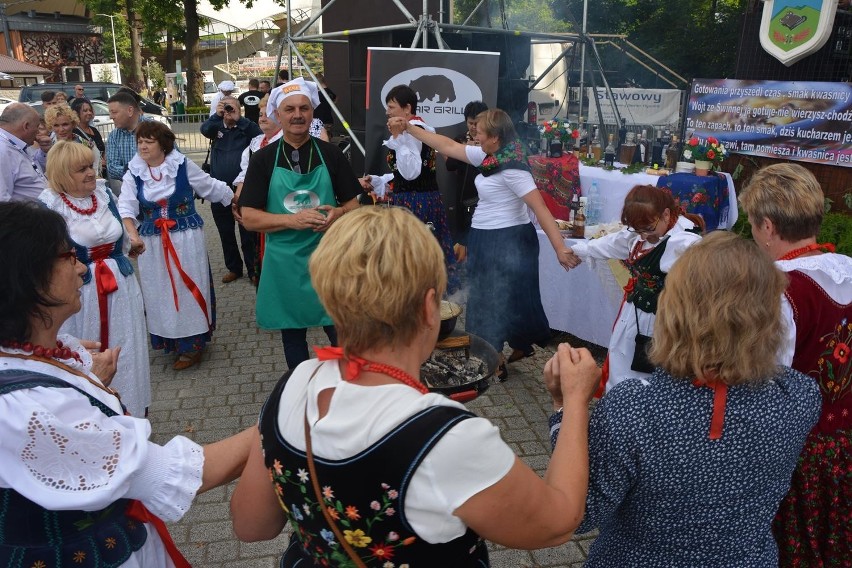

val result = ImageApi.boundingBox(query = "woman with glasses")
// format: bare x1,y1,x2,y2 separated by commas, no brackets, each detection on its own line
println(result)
564,184,704,394
118,121,235,370
0,201,254,568
39,141,150,417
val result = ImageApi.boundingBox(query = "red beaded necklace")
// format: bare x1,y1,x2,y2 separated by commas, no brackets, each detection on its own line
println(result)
148,165,163,182
314,346,429,394
59,191,97,216
777,242,836,261
1,339,82,364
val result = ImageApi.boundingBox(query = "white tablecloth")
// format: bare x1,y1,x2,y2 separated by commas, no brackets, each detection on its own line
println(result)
537,231,623,347
578,164,738,230
539,167,738,346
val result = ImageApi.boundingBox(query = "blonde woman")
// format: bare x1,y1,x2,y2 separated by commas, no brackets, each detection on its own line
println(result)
37,141,150,417
547,232,821,567
232,206,598,566
45,103,101,176
740,163,852,567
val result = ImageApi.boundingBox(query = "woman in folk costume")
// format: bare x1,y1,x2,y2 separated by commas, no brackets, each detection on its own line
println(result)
119,121,235,370
39,141,150,417
231,207,598,566
564,185,704,394
740,163,851,567
359,84,458,291
0,201,254,568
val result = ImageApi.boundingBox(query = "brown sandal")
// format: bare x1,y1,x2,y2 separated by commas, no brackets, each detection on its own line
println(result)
174,351,202,370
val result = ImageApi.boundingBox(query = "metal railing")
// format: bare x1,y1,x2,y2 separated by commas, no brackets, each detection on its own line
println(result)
167,113,214,154
94,112,214,155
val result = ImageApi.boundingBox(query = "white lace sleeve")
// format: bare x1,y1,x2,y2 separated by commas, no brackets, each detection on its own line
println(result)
383,132,423,181
0,385,203,521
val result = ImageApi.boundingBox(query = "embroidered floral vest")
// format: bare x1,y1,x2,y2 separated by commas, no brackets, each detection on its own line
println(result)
386,126,438,193
133,159,204,237
624,227,700,314
71,191,133,286
260,374,490,567
0,370,147,568
623,237,669,314
785,270,852,434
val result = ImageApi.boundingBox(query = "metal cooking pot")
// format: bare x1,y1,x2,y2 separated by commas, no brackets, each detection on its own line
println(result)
422,331,498,403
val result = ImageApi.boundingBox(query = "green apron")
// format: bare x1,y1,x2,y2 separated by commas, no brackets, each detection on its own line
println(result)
256,137,335,330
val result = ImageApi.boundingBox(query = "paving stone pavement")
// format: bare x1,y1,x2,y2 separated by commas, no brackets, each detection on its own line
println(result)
148,167,597,567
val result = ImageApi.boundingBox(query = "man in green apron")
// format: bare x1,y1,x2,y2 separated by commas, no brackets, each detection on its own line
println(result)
239,78,361,369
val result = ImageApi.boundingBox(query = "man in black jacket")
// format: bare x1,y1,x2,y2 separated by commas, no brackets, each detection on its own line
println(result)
200,96,263,283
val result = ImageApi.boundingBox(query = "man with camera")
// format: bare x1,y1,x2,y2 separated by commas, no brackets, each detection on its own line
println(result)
201,97,262,284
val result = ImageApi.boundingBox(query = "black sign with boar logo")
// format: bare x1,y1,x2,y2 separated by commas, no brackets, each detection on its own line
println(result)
408,74,457,103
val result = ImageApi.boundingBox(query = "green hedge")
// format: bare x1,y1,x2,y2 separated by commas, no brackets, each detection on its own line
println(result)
731,209,852,256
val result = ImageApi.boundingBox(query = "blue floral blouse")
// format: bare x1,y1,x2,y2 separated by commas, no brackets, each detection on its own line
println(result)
550,367,820,567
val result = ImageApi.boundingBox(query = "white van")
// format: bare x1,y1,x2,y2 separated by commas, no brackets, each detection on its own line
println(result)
529,42,571,123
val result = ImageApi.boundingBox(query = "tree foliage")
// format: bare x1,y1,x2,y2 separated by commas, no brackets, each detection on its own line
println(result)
453,0,748,86
554,0,747,84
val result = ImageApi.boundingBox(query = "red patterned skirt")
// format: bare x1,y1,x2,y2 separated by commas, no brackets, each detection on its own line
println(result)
773,428,852,567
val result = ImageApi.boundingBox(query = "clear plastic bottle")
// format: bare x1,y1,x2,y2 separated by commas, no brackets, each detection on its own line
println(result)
585,180,601,227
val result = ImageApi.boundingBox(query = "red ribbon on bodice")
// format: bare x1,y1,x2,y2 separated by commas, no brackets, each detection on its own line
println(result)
692,377,728,440
126,500,191,568
154,217,210,325
89,244,119,348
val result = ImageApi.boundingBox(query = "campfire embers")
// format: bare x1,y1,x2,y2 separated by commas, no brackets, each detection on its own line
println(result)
421,332,498,402
422,349,489,389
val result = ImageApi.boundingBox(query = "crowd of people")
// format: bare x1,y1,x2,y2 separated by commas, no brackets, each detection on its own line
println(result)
0,73,848,568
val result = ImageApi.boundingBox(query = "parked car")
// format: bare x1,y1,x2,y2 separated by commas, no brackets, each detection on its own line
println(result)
19,82,167,117
28,99,170,140
0,96,16,114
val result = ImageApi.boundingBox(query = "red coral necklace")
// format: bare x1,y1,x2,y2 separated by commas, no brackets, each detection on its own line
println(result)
59,192,97,216
777,242,835,261
313,346,429,394
0,339,82,363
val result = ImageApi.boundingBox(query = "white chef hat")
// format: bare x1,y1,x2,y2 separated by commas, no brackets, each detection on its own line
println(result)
266,77,320,120
218,80,236,92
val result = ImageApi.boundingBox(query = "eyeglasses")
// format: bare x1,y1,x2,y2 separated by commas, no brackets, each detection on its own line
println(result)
291,149,301,174
627,218,661,235
56,249,78,263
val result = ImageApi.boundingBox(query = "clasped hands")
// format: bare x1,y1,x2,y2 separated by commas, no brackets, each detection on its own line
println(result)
387,117,408,137
556,247,582,271
543,343,601,411
290,205,340,232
